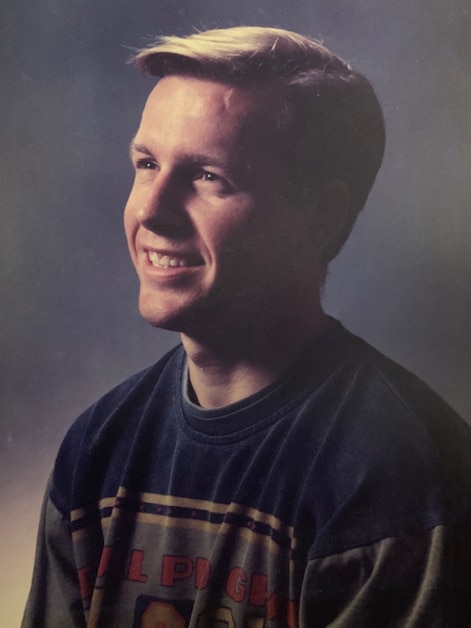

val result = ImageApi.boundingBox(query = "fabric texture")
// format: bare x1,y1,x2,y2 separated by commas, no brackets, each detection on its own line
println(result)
22,320,471,627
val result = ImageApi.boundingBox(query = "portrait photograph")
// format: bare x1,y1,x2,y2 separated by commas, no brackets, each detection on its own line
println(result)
1,0,470,625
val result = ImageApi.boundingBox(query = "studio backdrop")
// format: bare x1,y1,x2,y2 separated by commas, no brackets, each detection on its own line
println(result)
1,0,470,623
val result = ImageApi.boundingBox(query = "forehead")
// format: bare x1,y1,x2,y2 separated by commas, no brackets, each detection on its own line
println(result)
137,75,281,147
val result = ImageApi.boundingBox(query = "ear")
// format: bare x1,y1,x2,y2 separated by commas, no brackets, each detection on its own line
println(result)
313,180,352,262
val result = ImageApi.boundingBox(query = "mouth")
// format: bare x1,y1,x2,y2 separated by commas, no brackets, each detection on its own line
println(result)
147,250,203,269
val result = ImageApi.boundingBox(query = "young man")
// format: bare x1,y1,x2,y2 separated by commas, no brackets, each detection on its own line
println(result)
23,26,471,627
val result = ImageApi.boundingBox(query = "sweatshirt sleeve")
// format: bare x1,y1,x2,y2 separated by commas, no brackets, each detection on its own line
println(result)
299,523,471,627
21,481,86,628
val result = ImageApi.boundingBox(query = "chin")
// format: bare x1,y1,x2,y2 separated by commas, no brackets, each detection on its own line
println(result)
137,294,200,333
138,304,184,332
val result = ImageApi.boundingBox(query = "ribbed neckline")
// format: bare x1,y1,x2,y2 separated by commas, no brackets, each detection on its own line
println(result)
176,318,357,443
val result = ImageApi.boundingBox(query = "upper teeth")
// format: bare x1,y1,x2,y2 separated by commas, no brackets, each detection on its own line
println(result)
149,251,190,268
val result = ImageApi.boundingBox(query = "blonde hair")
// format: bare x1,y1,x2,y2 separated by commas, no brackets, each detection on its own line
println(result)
133,26,385,262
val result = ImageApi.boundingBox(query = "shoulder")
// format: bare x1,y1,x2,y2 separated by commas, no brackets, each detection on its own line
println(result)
306,322,471,556
50,344,184,515
324,321,470,449
341,328,471,470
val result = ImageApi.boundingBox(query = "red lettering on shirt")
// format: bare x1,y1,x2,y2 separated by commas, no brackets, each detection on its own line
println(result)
267,592,297,628
77,565,93,601
161,555,193,587
226,567,247,602
249,573,268,607
97,545,113,578
128,549,148,583
195,557,210,589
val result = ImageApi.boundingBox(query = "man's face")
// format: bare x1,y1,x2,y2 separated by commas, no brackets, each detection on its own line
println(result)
124,75,321,336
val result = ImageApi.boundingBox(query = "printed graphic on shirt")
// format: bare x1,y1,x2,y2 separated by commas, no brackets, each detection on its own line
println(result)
71,487,301,627
133,596,269,628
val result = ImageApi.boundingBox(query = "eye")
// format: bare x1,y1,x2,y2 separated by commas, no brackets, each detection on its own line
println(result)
195,170,220,183
193,169,233,196
135,158,157,170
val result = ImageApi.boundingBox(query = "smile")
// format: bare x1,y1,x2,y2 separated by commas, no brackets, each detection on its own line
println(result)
148,251,202,269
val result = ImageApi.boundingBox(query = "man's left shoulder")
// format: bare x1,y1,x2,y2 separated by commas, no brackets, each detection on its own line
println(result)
300,320,471,485
306,326,471,558
354,334,471,457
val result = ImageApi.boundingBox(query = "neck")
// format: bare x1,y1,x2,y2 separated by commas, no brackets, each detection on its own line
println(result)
181,307,328,409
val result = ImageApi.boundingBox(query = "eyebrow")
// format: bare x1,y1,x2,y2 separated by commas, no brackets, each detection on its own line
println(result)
129,142,152,157
129,142,230,171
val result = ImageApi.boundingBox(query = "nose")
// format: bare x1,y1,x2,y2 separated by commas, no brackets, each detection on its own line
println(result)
134,171,193,239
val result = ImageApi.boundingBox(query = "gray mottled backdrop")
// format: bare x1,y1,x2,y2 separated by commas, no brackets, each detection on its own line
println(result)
1,0,470,622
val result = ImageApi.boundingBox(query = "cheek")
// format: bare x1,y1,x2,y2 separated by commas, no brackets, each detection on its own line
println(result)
196,201,254,254
123,202,138,257
208,222,267,284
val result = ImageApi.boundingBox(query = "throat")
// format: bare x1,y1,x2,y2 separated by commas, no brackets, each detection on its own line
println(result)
181,308,329,409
